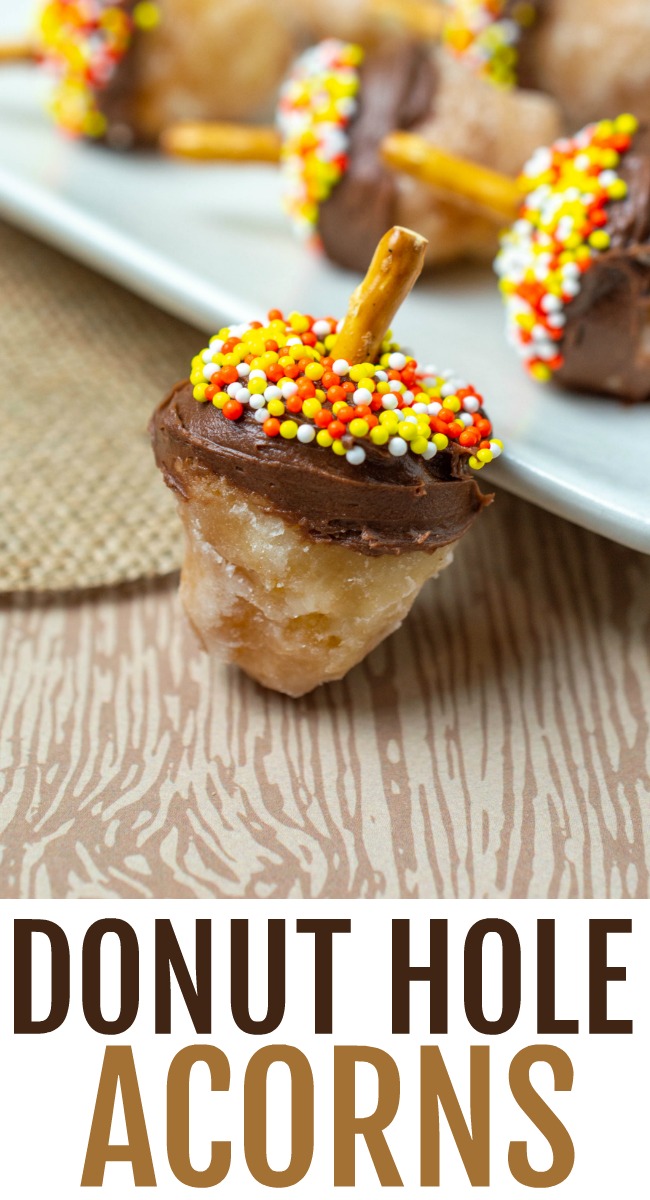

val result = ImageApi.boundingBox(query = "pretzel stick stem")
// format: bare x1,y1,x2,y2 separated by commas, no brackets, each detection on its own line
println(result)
334,226,428,365
0,42,40,64
381,131,521,224
161,122,282,163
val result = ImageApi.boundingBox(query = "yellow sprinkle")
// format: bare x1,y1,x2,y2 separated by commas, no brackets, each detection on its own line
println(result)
193,384,207,401
267,399,286,417
608,180,628,201
370,426,390,446
248,379,267,395
289,312,310,333
398,421,417,442
469,456,483,471
411,437,430,456
615,113,639,134
433,433,449,451
212,393,226,410
306,362,324,380
133,2,161,30
442,396,461,413
280,420,298,439
531,363,552,383
317,431,334,448
589,230,611,251
379,412,399,431
349,419,369,438
332,439,347,456
477,449,494,464
302,398,321,419
358,377,376,393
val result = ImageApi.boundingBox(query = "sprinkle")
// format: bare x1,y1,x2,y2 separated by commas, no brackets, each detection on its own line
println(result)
495,114,638,382
188,311,498,472
332,359,351,376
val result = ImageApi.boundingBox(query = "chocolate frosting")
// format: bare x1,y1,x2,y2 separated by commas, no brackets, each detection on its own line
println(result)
151,382,492,556
95,1,148,150
317,41,437,273
556,125,650,402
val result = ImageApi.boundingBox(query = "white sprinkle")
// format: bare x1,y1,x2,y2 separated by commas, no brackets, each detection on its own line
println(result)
423,443,438,461
227,382,241,397
489,441,503,458
404,415,418,425
312,320,331,339
388,436,408,457
237,363,251,378
201,348,215,363
413,403,428,414
235,388,251,405
297,425,316,444
460,413,474,427
286,337,303,346
254,408,269,424
375,371,388,382
249,395,266,411
209,338,224,352
203,363,220,380
427,402,442,416
541,294,562,313
388,352,406,370
402,390,414,405
249,369,267,381
353,388,372,405
333,358,350,376
282,381,299,399
381,394,399,410
264,386,282,402
389,380,403,393
462,396,480,413
563,280,581,297
346,446,367,466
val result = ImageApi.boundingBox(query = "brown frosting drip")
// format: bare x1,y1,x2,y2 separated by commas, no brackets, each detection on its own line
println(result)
151,382,493,556
556,126,650,402
317,41,437,274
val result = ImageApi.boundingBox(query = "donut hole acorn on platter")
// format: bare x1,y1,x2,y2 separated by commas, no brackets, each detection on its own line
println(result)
149,227,502,698
161,33,562,274
1,1,304,149
390,0,650,130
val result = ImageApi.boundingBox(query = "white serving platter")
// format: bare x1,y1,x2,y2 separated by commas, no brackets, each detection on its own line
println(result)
1,2,649,555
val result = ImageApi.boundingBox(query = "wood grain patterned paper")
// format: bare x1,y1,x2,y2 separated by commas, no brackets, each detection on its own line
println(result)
1,490,648,901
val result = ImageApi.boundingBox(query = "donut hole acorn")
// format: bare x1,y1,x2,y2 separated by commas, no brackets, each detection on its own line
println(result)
0,1,301,148
161,30,562,274
375,112,650,404
150,227,500,698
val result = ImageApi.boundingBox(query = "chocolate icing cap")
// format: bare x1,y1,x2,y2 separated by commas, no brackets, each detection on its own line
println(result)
151,382,493,556
317,40,437,273
557,125,650,402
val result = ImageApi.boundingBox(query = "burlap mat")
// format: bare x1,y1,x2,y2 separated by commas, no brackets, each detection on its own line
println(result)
0,221,203,592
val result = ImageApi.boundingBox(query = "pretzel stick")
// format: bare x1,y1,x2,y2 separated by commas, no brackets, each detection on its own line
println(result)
334,226,427,365
0,42,40,64
370,0,446,40
381,132,521,223
161,122,282,163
